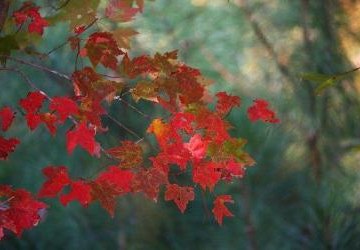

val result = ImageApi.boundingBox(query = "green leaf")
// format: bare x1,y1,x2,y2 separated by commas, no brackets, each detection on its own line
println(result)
301,67,360,95
0,35,19,65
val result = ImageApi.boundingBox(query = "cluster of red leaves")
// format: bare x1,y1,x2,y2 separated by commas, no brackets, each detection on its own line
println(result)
0,0,281,240
0,106,19,160
12,2,48,35
0,185,46,240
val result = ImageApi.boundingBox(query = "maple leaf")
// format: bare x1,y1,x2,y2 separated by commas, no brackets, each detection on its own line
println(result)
165,184,195,213
0,136,20,160
90,166,134,217
95,166,134,194
172,65,204,105
196,110,230,143
132,167,168,201
247,99,280,123
60,180,92,207
107,141,143,168
72,67,124,104
66,122,100,156
0,106,15,132
207,138,255,166
192,161,221,191
184,134,208,161
215,92,241,116
212,195,234,225
220,160,245,181
113,28,139,49
0,185,47,239
19,91,46,113
160,142,192,170
131,81,159,102
13,2,49,35
105,0,142,22
49,97,79,122
81,32,123,70
25,112,58,135
170,112,195,135
38,166,70,198
147,118,171,148
78,99,107,129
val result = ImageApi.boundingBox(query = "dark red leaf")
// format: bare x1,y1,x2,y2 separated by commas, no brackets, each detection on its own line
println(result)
212,195,234,225
38,166,70,198
165,184,194,213
247,99,280,123
0,137,20,160
60,180,92,207
0,106,15,132
66,122,100,156
19,91,46,113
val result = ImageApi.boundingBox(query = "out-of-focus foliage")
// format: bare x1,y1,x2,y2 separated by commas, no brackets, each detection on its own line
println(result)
1,0,360,249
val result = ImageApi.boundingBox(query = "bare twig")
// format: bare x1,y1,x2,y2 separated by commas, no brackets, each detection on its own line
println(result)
0,0,10,34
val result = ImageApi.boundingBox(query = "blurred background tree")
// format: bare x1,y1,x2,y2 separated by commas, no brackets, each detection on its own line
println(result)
1,0,360,249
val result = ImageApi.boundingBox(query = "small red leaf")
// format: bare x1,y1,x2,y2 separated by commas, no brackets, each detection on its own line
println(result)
165,184,194,213
0,185,47,239
38,166,70,198
0,106,15,132
60,180,92,207
66,122,100,156
19,91,46,113
193,162,221,191
215,92,241,116
107,141,143,168
132,167,168,201
184,134,207,161
50,97,79,122
212,195,234,225
0,136,20,160
247,99,280,123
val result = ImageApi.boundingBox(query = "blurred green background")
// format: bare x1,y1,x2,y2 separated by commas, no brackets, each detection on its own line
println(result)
1,0,360,249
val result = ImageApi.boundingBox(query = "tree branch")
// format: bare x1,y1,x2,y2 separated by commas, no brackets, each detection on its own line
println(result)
234,0,293,82
0,0,10,34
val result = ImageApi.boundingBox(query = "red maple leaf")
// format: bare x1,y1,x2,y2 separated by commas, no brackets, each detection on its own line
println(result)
38,166,70,198
215,92,241,116
49,97,79,122
105,0,142,22
212,195,234,225
164,184,195,213
13,3,49,35
66,122,100,156
0,136,20,160
132,167,168,201
247,99,280,123
19,91,46,113
184,134,208,161
0,106,15,132
90,167,133,216
25,112,58,135
60,180,92,207
95,166,134,194
81,32,123,69
107,141,143,168
193,161,221,191
0,185,47,239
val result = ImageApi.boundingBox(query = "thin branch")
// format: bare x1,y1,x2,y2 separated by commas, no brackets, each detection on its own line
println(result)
45,18,98,57
115,96,152,120
106,114,143,140
234,0,293,82
0,67,43,91
3,56,71,80
0,0,10,34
